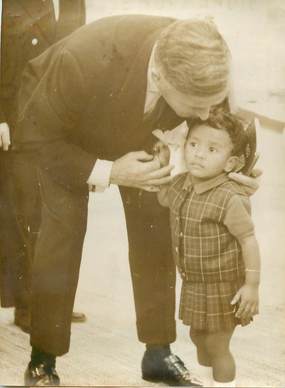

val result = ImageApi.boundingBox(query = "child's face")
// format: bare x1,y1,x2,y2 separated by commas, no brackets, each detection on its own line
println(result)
184,124,235,180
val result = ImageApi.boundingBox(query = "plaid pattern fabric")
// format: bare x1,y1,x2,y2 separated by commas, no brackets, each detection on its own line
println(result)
179,279,244,331
168,173,245,283
168,173,248,332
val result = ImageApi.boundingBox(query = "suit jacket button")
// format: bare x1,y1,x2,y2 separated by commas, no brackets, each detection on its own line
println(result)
32,38,38,46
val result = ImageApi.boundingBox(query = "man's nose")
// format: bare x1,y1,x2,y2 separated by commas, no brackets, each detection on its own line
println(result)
197,108,210,120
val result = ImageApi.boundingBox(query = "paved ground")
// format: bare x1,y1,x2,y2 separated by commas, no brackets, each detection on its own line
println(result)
0,124,285,387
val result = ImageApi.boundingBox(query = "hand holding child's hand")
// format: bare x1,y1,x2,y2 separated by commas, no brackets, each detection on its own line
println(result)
228,168,262,196
231,284,259,320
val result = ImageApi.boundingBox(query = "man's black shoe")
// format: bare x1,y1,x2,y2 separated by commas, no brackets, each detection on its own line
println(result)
24,362,60,386
142,353,202,386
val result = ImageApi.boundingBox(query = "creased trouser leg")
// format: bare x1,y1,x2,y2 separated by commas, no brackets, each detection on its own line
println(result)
30,170,88,356
120,187,176,345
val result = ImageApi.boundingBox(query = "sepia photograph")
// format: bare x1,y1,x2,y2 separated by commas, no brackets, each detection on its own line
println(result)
0,0,284,386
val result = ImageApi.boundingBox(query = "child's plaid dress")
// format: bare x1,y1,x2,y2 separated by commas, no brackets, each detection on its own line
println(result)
168,172,255,332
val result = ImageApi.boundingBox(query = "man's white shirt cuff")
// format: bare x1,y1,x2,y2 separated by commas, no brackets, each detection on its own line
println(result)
87,159,113,192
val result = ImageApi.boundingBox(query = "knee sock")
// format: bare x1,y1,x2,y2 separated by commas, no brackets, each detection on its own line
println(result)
212,379,236,387
31,346,56,369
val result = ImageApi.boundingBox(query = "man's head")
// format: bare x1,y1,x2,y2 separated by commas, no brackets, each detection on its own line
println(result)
152,18,231,119
184,111,248,181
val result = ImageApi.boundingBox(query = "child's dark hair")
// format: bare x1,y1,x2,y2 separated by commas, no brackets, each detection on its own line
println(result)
187,107,248,157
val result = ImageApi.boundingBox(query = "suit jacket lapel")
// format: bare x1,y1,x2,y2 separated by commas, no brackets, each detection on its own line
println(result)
109,27,162,153
112,26,185,153
115,28,161,126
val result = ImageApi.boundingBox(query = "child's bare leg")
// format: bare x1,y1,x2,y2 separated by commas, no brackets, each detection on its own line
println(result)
204,328,235,383
190,328,211,366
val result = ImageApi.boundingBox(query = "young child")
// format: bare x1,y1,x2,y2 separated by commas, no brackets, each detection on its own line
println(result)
157,110,261,387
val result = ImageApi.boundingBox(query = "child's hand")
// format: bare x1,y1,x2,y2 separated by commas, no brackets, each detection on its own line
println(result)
153,141,170,167
240,316,252,327
231,284,259,320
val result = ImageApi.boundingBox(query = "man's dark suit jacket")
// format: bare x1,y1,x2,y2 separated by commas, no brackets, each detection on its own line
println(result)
15,15,181,192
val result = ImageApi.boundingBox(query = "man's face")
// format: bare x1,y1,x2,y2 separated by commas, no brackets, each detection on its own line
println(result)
184,124,234,180
153,70,227,120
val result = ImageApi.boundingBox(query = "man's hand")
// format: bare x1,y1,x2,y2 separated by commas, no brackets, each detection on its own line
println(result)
0,122,11,151
153,141,170,167
110,151,174,192
228,168,262,196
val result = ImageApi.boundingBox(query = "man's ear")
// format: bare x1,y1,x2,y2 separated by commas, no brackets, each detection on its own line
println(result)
224,156,245,173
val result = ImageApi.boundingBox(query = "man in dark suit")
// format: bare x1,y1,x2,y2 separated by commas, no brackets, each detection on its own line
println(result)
15,14,257,386
0,0,86,332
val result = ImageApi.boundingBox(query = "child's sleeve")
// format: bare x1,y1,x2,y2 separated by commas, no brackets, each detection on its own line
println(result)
157,185,170,207
157,174,184,208
223,195,255,243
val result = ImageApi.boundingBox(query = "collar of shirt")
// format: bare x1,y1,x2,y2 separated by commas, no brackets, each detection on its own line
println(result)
144,44,161,113
52,0,60,21
182,172,230,194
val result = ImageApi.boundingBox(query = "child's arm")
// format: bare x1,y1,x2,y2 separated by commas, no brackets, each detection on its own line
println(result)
224,194,261,321
232,235,261,320
153,141,172,207
157,184,170,207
